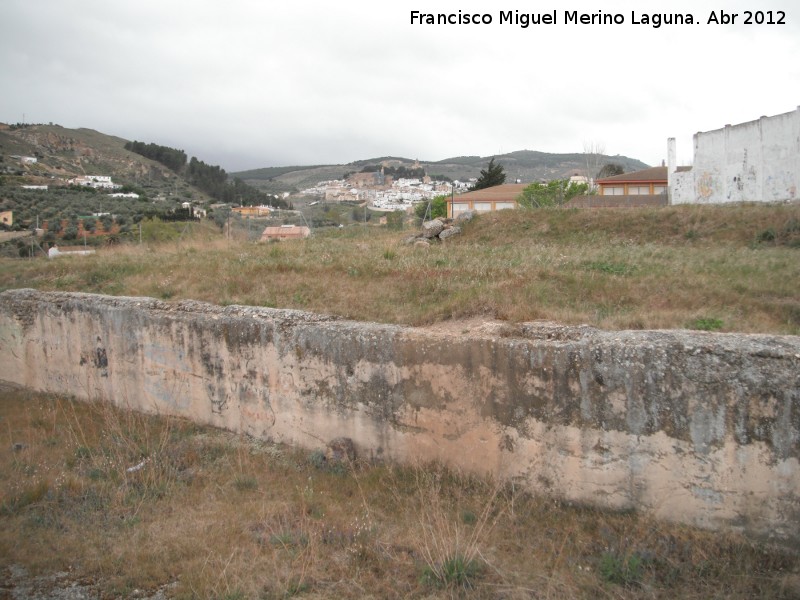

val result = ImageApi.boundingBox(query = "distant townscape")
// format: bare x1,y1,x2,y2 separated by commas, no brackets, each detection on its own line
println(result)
0,105,798,248
300,161,471,211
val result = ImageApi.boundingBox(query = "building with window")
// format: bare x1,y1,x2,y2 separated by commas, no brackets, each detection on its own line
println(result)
260,225,310,241
446,183,527,218
559,166,672,208
233,205,271,217
595,166,669,197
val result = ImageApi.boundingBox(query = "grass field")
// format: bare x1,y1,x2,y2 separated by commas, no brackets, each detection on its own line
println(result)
1,388,798,599
1,205,799,597
1,203,799,334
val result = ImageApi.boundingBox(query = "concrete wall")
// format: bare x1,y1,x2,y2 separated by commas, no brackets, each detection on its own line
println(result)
1,289,799,548
671,107,800,204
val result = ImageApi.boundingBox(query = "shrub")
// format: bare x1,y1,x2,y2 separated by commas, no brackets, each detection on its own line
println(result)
412,466,502,591
421,553,482,589
756,228,776,243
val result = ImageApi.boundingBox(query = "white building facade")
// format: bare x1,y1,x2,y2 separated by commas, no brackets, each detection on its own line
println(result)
669,107,800,204
69,175,121,190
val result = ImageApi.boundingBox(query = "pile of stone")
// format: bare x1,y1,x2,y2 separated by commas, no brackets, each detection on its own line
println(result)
403,210,475,246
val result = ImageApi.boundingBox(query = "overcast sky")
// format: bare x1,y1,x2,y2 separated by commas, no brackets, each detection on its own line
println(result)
2,1,798,172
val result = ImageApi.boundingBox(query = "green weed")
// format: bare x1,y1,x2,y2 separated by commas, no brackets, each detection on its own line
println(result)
583,260,635,276
421,553,482,589
233,475,258,491
756,228,776,243
689,317,724,331
599,551,646,587
1,480,49,514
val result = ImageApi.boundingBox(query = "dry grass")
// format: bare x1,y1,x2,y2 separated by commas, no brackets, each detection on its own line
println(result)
1,388,798,599
1,203,799,335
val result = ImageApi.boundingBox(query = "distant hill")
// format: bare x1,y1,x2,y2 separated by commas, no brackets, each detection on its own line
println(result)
1,123,650,199
0,123,201,200
232,151,650,194
232,164,354,194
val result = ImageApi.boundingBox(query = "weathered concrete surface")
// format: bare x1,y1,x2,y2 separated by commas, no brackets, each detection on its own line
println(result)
1,289,798,547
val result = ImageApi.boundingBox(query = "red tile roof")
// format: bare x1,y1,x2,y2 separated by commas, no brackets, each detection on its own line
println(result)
260,225,310,240
450,183,527,202
596,166,667,184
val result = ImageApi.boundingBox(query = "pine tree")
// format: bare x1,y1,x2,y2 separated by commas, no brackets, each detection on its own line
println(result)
471,158,506,190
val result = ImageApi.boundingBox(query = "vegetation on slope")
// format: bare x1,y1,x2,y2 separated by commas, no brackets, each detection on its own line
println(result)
0,125,285,227
1,203,798,334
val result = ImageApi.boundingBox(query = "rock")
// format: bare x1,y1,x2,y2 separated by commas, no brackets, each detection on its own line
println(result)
325,437,356,464
455,210,476,223
421,218,445,239
414,239,431,248
402,234,421,245
439,226,462,240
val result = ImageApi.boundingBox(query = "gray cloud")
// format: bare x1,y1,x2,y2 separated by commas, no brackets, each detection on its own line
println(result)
2,0,798,171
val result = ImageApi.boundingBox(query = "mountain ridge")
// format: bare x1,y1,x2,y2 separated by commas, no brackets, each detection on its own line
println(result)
1,123,649,197
232,150,650,194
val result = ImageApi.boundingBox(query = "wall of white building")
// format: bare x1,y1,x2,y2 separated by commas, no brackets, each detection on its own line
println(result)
670,107,800,204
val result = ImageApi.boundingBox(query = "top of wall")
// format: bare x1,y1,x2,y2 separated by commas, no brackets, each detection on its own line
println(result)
694,106,800,139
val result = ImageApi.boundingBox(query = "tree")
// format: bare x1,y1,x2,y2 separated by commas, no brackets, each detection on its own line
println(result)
471,158,506,191
124,140,187,172
62,224,78,240
517,180,589,208
597,163,625,179
414,195,448,220
211,205,231,229
583,141,605,185
386,210,406,230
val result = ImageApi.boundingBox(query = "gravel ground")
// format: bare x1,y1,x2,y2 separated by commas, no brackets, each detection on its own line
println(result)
1,565,176,600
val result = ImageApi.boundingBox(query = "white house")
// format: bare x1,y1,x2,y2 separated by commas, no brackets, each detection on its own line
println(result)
70,175,121,190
